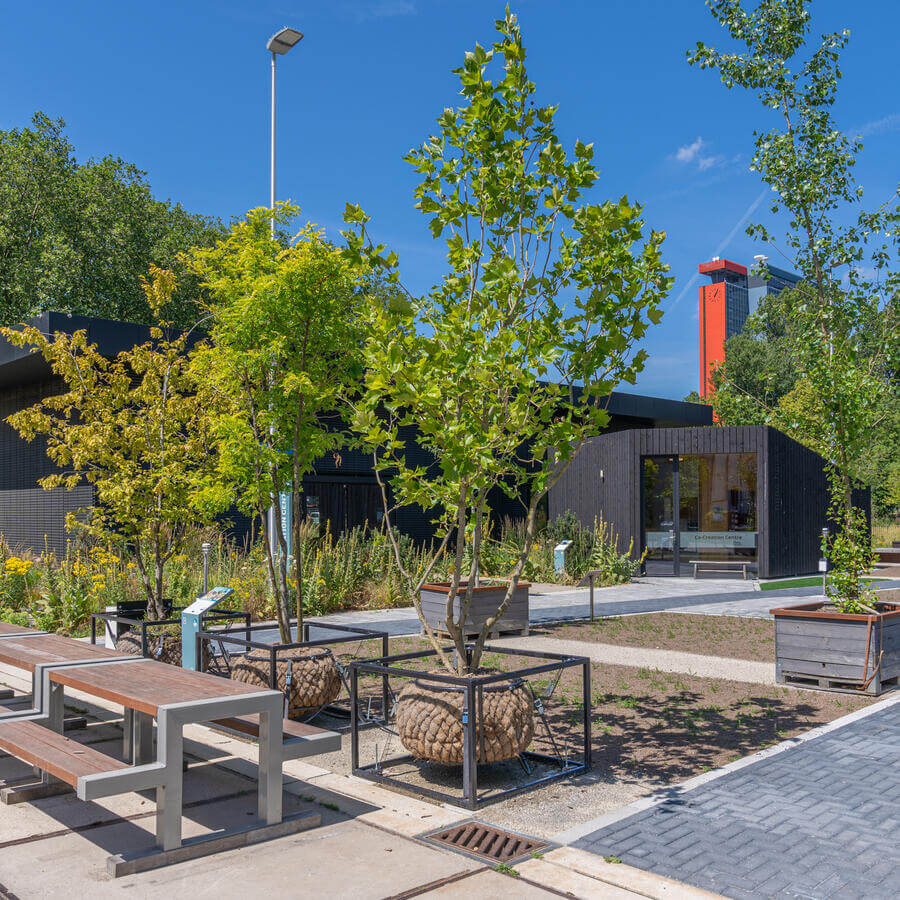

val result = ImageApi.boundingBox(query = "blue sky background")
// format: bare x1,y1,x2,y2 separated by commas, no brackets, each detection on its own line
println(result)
1,1,897,400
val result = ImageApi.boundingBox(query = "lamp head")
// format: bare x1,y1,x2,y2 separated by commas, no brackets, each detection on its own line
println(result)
267,27,304,54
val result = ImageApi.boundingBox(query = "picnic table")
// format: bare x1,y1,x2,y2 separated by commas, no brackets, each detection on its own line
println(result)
0,625,338,871
0,632,127,727
43,658,286,851
0,622,46,637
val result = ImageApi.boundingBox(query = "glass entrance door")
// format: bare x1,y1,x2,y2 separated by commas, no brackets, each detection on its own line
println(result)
642,452,758,576
643,456,678,575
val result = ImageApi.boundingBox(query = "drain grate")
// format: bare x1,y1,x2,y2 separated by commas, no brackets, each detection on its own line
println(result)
424,821,547,863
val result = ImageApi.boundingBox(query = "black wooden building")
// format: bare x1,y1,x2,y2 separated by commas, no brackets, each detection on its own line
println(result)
550,425,870,579
0,313,713,555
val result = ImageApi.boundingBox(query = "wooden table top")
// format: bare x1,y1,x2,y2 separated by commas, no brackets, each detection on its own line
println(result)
49,659,272,717
0,622,40,636
0,634,124,673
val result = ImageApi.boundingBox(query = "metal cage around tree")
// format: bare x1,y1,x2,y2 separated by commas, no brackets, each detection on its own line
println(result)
350,644,591,809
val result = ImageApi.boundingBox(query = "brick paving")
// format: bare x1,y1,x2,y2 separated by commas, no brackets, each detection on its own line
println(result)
571,698,900,899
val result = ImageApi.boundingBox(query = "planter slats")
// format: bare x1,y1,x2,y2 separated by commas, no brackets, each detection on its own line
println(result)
771,595,900,696
419,582,530,638
776,644,875,666
773,631,869,652
777,657,868,679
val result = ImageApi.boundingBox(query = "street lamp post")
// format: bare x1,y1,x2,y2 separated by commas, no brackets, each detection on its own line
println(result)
267,26,304,237
265,26,303,558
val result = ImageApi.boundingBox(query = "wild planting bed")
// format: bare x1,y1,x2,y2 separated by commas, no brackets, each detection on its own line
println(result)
533,612,776,662
311,636,872,837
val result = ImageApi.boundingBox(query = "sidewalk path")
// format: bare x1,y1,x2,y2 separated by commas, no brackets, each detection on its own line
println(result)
242,578,896,647
497,634,775,684
294,578,857,642
559,694,900,899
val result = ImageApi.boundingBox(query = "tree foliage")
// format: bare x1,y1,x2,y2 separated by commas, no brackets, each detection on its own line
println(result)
690,0,900,611
345,11,670,673
0,113,224,328
0,269,215,619
188,205,365,642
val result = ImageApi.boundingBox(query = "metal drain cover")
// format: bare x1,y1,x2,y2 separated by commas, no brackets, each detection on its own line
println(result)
423,821,547,863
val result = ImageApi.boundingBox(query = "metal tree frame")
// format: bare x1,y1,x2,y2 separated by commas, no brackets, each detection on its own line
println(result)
90,608,251,658
195,621,392,728
350,645,591,810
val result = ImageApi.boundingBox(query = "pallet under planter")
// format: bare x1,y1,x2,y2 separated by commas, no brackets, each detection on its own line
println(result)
770,593,900,695
419,581,530,638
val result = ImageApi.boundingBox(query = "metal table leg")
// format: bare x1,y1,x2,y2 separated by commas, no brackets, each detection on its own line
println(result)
133,711,153,765
155,712,183,851
257,694,284,825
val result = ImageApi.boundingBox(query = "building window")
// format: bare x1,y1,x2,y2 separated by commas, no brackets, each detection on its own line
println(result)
643,452,758,574
678,453,757,565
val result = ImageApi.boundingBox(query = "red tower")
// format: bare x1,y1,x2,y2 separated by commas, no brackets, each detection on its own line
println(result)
698,258,749,399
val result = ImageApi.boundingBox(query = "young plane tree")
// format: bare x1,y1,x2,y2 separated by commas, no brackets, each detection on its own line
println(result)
344,10,670,675
1,269,214,619
689,0,900,611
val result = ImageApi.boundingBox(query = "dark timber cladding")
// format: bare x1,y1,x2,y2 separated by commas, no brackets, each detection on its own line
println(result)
0,312,714,554
548,425,870,579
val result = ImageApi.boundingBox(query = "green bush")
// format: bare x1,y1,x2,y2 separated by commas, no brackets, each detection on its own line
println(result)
471,513,642,586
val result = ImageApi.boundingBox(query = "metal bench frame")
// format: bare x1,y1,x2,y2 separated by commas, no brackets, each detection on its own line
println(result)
690,559,751,579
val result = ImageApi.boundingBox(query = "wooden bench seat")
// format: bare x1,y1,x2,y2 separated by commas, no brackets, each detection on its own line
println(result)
211,713,341,759
0,720,129,787
690,559,750,579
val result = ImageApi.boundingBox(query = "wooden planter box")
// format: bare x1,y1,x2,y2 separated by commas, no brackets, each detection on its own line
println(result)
770,590,900,695
418,581,530,638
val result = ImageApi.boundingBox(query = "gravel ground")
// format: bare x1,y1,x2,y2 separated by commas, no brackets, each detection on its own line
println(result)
532,613,775,662
498,634,775,684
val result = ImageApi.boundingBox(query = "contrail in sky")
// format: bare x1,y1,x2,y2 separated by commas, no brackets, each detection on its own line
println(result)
666,186,769,311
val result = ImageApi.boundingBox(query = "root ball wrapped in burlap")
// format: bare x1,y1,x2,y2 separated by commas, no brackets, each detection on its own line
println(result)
230,647,341,717
396,673,534,765
115,630,182,666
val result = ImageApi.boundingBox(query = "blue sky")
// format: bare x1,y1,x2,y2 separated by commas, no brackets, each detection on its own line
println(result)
2,1,898,400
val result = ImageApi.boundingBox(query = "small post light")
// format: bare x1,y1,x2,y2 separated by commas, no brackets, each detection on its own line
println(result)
201,542,211,595
820,527,829,596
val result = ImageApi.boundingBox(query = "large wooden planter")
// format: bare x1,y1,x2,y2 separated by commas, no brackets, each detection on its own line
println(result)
419,581,530,638
771,590,900,695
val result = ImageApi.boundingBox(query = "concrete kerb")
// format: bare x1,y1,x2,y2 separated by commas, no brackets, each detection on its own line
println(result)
553,687,900,845
518,848,724,899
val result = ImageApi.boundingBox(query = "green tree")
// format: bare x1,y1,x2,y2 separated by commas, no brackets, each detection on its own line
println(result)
689,0,900,611
188,205,365,642
345,11,669,674
1,269,215,619
706,289,799,424
0,113,224,327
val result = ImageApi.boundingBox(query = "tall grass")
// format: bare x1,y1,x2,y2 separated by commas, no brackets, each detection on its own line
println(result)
0,511,641,634
873,520,900,548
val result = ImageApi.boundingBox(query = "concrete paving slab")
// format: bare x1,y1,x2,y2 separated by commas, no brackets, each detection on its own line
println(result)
0,814,481,899
516,856,649,898
540,847,723,899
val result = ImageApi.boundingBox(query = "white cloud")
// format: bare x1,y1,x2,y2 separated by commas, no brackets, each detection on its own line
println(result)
853,112,900,138
673,136,725,172
675,136,705,164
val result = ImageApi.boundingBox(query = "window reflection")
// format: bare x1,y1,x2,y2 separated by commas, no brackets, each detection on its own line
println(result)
679,453,757,564
642,452,758,574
